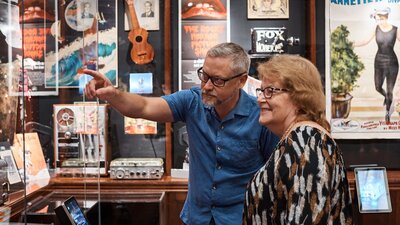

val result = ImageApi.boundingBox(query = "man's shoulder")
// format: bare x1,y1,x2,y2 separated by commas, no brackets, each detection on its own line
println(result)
163,87,201,102
239,89,259,108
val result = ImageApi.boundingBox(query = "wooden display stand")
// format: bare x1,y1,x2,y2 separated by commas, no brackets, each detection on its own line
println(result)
1,170,400,225
46,176,187,225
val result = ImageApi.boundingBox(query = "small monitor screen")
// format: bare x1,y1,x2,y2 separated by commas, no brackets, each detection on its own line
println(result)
354,167,392,213
64,196,90,225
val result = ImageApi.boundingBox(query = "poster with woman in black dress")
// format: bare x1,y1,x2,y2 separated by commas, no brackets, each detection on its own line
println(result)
327,1,400,139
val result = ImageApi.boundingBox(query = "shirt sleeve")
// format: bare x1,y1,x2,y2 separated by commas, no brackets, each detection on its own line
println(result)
161,88,197,122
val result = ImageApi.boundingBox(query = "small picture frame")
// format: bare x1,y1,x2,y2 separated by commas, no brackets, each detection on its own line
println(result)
124,0,160,31
250,27,288,54
124,117,157,135
129,73,153,94
247,0,289,19
0,149,21,186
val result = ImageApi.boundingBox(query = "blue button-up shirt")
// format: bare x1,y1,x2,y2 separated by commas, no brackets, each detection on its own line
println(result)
162,87,278,225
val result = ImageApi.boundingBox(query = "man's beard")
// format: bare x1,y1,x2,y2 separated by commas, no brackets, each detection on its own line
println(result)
201,89,237,108
202,90,217,107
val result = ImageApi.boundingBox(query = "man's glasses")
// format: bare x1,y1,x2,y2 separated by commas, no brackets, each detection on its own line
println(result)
197,67,246,87
256,87,289,99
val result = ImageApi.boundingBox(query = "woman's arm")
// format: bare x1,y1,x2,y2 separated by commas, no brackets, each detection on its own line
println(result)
353,29,375,47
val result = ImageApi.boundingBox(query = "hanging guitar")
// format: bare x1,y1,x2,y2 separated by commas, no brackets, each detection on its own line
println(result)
126,0,154,65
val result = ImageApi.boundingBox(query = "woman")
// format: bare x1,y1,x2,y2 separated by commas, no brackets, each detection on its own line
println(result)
354,7,400,123
243,55,353,225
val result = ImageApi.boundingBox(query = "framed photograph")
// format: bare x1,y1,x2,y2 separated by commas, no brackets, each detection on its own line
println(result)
124,0,160,31
247,0,289,19
0,149,21,185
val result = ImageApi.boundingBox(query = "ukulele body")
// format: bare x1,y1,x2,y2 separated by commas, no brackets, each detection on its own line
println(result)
128,27,154,65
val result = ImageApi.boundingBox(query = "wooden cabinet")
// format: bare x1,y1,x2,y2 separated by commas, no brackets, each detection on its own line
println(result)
3,170,400,225
6,176,188,225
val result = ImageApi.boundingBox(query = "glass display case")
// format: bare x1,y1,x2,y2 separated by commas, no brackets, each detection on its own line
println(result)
0,0,180,224
8,1,399,225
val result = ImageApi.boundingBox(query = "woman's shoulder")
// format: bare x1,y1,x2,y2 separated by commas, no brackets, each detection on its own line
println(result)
291,122,330,136
288,123,335,145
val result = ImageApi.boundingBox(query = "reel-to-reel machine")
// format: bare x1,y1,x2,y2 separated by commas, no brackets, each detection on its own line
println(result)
54,104,109,176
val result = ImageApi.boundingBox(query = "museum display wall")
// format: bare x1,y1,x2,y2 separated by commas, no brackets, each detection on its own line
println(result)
0,1,399,225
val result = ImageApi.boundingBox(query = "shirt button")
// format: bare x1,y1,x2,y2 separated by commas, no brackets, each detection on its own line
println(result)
217,164,222,170
217,146,221,151
212,185,216,190
220,125,224,130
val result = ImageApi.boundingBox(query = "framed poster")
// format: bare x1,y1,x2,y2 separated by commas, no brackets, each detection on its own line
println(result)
326,1,400,139
247,0,289,19
1,0,59,96
12,133,50,182
178,0,230,90
250,27,288,54
45,0,118,88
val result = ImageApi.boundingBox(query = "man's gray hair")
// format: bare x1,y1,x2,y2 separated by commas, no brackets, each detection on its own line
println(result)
206,42,250,74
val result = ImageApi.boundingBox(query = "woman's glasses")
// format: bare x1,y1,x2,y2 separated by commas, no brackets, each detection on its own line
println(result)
256,87,289,99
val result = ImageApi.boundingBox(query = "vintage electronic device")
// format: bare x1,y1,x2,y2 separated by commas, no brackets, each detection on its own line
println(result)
53,104,110,176
110,158,164,180
54,196,90,225
354,167,392,213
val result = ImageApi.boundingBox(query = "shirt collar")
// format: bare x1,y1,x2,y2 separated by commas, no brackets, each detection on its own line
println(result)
203,89,254,118
232,89,254,117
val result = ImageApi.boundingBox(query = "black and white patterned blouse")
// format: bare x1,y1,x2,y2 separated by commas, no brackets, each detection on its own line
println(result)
243,124,353,225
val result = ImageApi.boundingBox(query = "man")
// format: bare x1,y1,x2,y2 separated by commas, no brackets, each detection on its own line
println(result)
141,1,154,17
84,42,278,225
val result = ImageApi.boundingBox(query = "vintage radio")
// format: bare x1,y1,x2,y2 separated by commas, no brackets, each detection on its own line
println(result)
110,158,164,180
53,104,110,176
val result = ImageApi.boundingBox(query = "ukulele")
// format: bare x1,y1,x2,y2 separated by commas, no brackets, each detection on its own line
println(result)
126,0,154,65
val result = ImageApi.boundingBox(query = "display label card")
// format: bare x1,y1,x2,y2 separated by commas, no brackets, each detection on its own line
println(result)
129,73,153,94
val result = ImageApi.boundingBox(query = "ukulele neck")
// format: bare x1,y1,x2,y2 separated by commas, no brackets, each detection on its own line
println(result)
127,2,140,29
